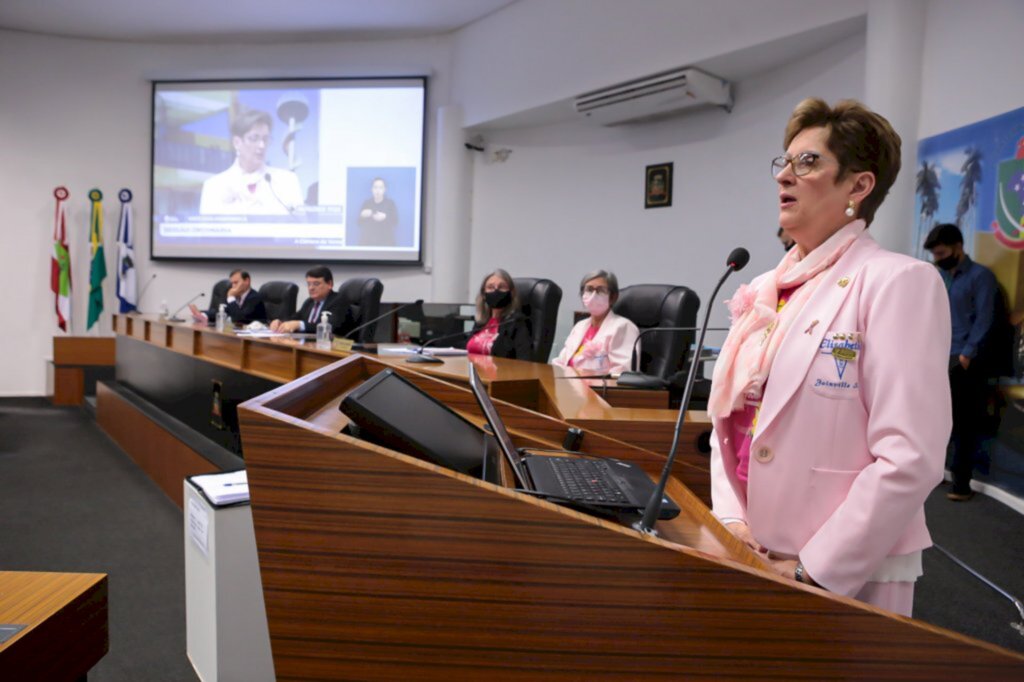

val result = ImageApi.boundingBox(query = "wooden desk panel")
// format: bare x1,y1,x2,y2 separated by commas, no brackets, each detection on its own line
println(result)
0,572,108,680
53,337,115,366
240,355,1024,680
197,331,243,369
111,315,714,505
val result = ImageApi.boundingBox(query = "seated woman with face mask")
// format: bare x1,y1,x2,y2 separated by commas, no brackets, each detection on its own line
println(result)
551,270,639,376
462,269,533,360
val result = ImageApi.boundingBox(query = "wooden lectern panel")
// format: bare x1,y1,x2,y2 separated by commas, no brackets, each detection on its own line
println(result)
239,355,1024,680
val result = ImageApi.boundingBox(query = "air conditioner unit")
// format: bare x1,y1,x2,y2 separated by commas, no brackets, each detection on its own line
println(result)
574,67,732,126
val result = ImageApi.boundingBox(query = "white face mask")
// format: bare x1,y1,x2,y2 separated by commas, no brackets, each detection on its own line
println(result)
582,291,610,317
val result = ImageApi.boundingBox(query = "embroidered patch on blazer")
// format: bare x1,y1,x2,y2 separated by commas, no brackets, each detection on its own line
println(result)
811,332,863,395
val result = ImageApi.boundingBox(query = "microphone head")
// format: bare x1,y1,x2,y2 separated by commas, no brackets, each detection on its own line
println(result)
264,173,272,183
199,292,206,298
727,247,750,271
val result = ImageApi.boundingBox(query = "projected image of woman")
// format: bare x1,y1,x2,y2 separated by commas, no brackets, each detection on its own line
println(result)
199,109,304,215
355,177,399,246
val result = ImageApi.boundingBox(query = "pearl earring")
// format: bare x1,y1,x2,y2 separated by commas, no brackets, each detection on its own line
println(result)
845,200,856,218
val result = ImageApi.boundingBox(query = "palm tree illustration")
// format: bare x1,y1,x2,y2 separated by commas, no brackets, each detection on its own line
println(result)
916,161,941,234
956,148,983,237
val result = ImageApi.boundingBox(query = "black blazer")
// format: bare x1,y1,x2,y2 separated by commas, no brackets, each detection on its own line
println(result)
291,291,356,336
460,314,532,360
208,289,267,324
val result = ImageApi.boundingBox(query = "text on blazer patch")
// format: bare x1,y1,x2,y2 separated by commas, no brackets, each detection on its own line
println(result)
818,332,861,382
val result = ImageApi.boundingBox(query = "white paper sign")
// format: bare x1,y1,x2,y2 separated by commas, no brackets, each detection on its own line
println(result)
188,497,210,558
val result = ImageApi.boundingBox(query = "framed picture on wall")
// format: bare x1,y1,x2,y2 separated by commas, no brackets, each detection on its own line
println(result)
645,162,673,208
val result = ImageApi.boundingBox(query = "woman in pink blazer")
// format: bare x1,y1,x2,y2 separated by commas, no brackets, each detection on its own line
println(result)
708,99,952,617
552,270,639,375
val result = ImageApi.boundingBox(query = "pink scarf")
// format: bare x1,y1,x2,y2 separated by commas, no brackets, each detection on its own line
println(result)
708,220,866,418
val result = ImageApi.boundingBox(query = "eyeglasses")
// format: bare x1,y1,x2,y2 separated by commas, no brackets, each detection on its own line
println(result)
583,286,610,296
771,152,829,178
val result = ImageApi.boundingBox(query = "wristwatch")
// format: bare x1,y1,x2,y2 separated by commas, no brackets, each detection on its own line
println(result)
794,561,809,584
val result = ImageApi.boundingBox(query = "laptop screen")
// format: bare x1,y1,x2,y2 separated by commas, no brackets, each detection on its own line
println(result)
467,364,531,487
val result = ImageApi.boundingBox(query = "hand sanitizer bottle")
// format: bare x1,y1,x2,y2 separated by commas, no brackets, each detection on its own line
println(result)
159,299,169,319
215,303,228,332
316,312,332,349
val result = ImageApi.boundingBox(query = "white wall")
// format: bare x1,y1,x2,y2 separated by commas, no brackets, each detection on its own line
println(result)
918,0,1024,137
468,34,866,357
452,0,867,127
0,29,453,395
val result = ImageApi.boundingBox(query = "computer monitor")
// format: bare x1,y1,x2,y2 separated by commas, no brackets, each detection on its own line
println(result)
339,369,501,484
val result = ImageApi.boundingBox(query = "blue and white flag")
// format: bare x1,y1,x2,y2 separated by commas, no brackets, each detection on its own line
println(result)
116,188,137,313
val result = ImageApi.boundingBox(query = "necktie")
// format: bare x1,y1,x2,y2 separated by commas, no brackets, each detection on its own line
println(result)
309,301,322,324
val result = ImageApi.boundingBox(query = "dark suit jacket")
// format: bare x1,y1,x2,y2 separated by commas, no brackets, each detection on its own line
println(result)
291,291,356,336
209,289,267,324
460,314,533,360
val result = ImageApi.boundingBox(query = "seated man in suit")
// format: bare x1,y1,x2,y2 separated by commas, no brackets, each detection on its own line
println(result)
269,265,355,336
190,269,267,325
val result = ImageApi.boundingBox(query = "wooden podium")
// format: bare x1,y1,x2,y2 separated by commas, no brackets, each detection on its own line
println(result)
240,354,1022,679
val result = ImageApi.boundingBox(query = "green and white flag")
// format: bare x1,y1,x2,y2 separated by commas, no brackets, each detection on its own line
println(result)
87,188,107,330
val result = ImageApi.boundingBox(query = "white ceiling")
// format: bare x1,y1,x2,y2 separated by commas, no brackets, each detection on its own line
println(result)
0,0,518,43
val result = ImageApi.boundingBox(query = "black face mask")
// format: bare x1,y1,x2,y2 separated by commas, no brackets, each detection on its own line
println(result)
935,254,959,271
485,289,512,309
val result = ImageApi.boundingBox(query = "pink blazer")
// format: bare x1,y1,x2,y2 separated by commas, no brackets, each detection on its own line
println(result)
710,232,952,597
551,311,639,375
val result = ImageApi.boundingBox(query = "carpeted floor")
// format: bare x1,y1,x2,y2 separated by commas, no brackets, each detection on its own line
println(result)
1,397,1022,682
0,398,197,681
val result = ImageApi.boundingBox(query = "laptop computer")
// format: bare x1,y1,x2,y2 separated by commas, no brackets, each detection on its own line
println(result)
467,364,680,520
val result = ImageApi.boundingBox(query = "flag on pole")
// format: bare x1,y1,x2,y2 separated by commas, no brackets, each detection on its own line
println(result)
87,188,107,330
51,186,72,332
116,188,137,313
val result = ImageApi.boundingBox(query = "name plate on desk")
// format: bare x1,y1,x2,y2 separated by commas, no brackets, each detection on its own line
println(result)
332,338,355,352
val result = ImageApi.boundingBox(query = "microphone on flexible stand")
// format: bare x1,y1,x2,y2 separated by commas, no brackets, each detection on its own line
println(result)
264,173,295,214
633,247,749,536
167,292,205,323
334,300,424,351
406,314,523,364
617,326,730,389
131,273,158,314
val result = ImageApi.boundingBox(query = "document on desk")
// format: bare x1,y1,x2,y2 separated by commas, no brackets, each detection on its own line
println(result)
190,469,250,505
377,345,468,357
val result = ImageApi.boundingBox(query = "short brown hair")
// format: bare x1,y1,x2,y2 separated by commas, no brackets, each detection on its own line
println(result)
783,98,901,226
231,109,273,139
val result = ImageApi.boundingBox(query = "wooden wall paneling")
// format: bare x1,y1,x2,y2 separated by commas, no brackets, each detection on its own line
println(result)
96,383,219,508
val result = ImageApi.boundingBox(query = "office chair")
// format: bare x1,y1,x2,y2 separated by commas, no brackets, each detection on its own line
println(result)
334,277,384,342
209,279,231,314
512,277,563,362
259,281,300,321
613,284,701,381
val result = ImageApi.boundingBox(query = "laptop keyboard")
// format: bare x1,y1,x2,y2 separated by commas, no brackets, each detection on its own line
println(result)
548,458,630,503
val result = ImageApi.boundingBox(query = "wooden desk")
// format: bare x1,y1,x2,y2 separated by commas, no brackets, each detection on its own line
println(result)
0,572,108,680
238,354,1024,679
107,315,713,504
51,337,115,406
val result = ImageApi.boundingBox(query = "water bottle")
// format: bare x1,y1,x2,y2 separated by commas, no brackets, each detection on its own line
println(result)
159,299,169,319
316,312,332,350
215,303,228,332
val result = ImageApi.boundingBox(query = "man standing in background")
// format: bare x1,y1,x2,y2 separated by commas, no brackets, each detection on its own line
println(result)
924,223,1000,501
